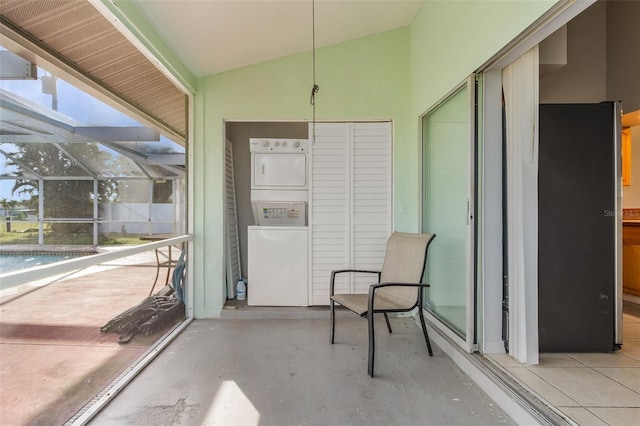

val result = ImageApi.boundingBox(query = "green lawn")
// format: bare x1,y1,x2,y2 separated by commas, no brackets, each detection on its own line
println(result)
0,223,146,246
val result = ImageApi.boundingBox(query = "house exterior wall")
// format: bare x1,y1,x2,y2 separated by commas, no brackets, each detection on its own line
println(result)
191,2,563,318
116,1,562,318
194,29,412,317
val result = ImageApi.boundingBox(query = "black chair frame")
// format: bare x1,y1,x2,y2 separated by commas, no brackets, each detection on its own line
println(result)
329,234,435,377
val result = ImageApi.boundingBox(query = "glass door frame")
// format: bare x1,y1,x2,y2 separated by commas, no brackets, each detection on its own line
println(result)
474,0,592,359
420,75,478,353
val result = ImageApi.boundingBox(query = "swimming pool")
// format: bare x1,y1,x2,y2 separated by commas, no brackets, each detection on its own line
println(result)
0,254,80,273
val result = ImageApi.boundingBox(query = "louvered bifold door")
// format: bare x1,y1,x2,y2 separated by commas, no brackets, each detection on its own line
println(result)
310,123,350,305
309,122,392,305
225,139,242,298
351,122,392,294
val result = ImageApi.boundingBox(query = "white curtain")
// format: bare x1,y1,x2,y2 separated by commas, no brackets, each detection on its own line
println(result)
502,46,539,364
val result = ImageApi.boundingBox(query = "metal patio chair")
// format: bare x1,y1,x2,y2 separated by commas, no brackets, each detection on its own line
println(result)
330,232,436,377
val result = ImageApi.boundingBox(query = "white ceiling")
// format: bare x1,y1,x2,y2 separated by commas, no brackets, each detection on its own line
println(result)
130,0,424,77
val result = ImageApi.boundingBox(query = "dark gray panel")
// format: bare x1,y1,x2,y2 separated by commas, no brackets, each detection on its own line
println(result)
538,102,616,352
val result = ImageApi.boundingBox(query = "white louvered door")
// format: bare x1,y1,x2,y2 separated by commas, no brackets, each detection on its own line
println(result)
309,123,350,304
351,122,392,293
225,139,242,298
309,122,392,305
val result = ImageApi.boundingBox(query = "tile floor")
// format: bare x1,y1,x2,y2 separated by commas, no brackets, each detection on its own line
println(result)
488,301,640,426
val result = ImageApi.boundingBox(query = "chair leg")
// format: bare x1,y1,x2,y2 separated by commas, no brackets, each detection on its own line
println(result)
368,312,375,377
330,299,335,344
383,313,392,333
418,305,433,356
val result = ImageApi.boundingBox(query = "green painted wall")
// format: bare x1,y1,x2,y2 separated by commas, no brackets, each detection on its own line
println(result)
192,1,562,318
407,1,557,192
410,0,556,116
116,0,562,318
194,28,412,317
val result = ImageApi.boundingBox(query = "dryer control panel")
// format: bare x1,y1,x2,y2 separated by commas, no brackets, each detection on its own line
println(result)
250,138,308,152
251,201,306,226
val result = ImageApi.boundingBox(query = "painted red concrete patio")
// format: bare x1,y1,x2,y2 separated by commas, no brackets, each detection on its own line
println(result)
0,258,183,425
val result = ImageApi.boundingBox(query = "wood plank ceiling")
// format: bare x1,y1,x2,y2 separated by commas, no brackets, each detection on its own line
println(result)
0,0,187,144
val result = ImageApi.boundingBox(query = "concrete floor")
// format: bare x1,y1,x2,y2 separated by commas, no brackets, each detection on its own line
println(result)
6,252,636,426
3,250,638,425
89,315,516,426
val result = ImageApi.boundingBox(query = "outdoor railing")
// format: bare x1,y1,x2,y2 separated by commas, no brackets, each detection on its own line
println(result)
0,234,192,291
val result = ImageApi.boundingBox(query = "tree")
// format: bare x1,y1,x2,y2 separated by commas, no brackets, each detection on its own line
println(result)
7,143,119,234
0,197,18,216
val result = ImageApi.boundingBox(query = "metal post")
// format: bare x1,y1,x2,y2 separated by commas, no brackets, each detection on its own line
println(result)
148,179,153,235
93,179,99,246
38,179,44,245
172,178,177,233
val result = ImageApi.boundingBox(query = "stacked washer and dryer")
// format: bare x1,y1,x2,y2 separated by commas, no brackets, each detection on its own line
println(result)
247,138,309,306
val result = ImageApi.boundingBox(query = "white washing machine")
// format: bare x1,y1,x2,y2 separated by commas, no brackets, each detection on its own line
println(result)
247,138,310,307
247,225,308,306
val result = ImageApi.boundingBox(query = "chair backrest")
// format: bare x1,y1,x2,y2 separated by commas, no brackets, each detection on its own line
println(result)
377,232,436,308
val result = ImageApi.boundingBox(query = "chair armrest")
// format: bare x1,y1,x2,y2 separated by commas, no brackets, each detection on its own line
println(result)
367,282,431,313
330,269,381,296
370,282,430,290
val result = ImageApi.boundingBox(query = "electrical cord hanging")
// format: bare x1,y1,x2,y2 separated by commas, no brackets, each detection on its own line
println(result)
310,0,319,142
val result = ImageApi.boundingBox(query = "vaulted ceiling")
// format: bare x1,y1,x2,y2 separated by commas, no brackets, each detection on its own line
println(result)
131,0,423,77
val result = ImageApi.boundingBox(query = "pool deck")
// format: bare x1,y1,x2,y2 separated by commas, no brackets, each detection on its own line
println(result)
0,256,181,425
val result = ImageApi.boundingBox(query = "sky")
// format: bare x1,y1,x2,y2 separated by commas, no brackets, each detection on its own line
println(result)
0,49,182,203
0,67,139,127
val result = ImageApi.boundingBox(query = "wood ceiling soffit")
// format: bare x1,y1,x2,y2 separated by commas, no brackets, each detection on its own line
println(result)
0,0,186,142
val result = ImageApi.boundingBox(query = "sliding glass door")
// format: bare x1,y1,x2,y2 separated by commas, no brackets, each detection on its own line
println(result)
421,77,477,345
